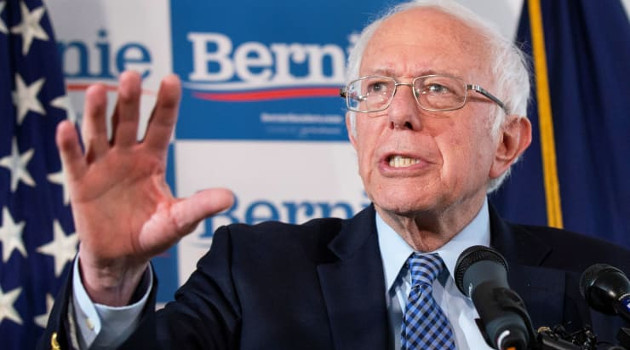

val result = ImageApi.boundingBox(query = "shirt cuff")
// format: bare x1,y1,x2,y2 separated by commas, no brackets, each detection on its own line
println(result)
72,255,153,349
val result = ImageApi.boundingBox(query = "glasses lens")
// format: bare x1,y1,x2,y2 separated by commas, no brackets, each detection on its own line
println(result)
345,80,362,111
346,76,395,112
414,76,467,111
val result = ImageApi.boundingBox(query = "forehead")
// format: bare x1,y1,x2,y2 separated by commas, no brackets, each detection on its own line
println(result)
360,8,489,78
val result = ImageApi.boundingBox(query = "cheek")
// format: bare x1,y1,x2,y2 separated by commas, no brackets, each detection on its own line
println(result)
437,125,491,181
434,122,466,168
354,121,381,160
353,133,374,175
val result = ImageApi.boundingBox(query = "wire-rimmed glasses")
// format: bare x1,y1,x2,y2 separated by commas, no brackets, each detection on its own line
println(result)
339,75,508,114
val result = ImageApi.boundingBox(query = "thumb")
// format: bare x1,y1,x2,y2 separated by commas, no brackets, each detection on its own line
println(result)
170,188,235,236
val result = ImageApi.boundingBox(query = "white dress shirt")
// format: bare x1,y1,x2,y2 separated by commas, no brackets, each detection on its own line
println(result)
73,199,493,349
377,199,493,349
72,255,151,349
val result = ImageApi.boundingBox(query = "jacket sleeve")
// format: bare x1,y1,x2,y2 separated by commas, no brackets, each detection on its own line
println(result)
37,257,159,350
118,225,242,350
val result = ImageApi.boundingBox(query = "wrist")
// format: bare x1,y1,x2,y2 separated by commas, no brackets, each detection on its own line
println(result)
78,250,149,306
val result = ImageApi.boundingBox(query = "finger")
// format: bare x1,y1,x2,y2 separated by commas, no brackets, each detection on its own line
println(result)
170,188,235,237
56,120,87,181
112,71,142,148
143,74,181,157
82,83,109,163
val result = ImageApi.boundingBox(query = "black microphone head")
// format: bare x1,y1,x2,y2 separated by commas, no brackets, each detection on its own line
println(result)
455,245,508,296
455,246,532,349
580,263,630,315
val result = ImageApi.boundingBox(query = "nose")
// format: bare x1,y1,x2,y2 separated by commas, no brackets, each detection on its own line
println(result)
387,82,422,131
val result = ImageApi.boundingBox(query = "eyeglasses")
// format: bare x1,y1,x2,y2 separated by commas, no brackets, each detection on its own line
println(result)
339,75,508,114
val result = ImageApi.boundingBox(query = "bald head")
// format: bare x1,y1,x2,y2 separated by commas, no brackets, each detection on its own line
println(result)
361,8,493,85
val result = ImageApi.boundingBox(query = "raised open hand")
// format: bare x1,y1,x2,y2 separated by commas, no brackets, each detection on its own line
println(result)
56,71,234,305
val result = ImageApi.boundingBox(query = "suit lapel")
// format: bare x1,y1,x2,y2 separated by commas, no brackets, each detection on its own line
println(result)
489,206,567,328
316,206,390,350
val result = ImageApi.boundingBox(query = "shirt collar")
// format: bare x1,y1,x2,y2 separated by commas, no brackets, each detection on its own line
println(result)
377,199,491,291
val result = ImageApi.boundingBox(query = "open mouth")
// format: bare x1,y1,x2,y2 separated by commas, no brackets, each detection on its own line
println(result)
388,155,420,168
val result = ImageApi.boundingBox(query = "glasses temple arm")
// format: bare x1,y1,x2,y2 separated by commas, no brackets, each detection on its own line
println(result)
468,84,509,114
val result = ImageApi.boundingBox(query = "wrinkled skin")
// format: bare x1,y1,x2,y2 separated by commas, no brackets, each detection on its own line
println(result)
57,72,233,305
346,9,531,252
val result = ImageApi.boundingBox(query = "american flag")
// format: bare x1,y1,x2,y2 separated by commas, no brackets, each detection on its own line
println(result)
0,0,77,348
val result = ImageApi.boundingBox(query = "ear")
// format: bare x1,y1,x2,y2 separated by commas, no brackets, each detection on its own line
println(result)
346,112,358,150
489,115,532,179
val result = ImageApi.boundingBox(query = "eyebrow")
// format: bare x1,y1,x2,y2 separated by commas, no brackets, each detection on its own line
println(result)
365,68,454,78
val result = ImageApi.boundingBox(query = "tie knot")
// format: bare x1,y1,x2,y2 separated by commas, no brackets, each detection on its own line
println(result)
407,253,445,288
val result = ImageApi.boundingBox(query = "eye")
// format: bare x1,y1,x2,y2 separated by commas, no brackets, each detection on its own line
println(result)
418,76,463,97
366,79,391,94
425,83,450,94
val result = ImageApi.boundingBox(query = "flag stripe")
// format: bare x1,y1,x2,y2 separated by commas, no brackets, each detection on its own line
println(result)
527,0,563,229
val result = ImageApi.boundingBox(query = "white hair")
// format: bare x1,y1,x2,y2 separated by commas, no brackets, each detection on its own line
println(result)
345,0,531,192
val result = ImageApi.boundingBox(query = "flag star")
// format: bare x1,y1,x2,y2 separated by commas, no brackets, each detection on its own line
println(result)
0,207,27,263
0,286,23,326
47,168,70,205
0,2,8,34
12,74,46,125
10,2,49,55
34,294,54,328
0,137,36,192
37,220,78,277
50,94,77,124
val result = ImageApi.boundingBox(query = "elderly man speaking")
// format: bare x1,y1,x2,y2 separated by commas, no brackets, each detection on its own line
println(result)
41,0,630,349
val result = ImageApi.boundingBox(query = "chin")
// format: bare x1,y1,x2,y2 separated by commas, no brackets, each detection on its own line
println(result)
372,194,436,217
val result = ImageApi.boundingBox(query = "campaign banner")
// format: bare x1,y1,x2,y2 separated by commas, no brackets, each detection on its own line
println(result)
48,0,172,135
173,140,369,284
165,0,404,299
172,1,377,142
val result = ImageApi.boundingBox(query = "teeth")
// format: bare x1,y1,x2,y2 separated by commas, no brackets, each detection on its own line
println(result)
389,155,420,168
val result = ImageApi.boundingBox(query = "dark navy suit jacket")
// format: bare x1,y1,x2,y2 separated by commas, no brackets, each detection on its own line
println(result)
40,205,630,349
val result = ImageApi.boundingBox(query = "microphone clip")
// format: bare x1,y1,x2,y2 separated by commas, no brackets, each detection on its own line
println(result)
536,325,630,350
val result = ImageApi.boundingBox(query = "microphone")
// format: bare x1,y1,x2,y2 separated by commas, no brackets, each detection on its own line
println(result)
455,245,534,350
580,263,630,322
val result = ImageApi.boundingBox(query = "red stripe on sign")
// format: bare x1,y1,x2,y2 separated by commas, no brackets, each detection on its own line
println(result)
66,83,156,95
67,83,119,92
192,87,340,101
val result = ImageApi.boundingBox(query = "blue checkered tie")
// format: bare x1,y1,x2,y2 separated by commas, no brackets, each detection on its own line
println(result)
401,253,456,350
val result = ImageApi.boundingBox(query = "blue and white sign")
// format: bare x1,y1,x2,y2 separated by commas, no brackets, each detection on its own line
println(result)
165,0,403,300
